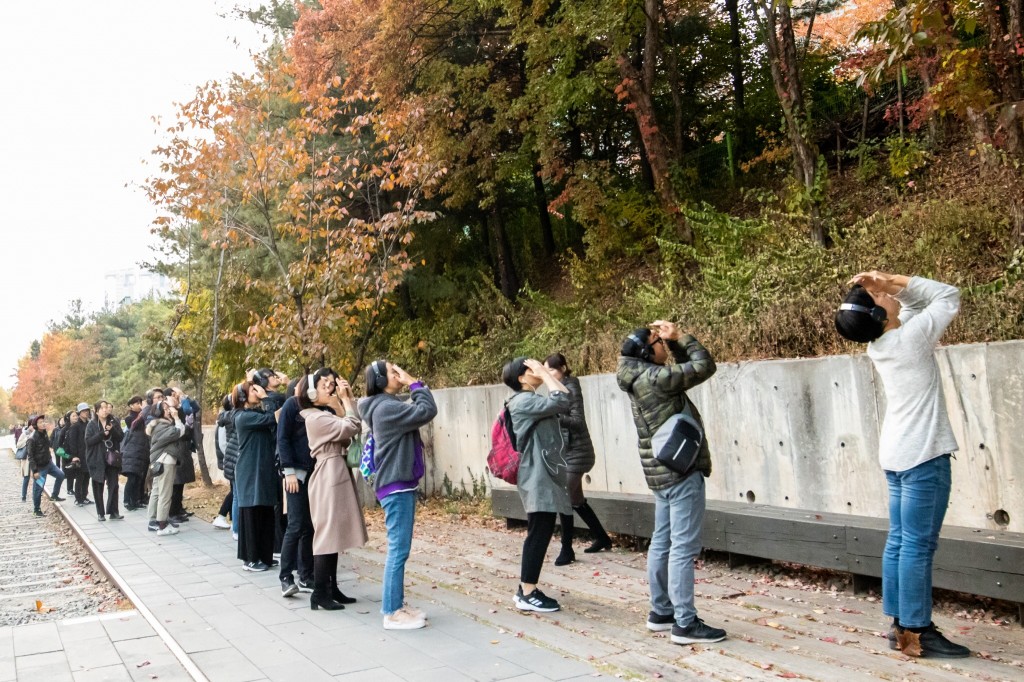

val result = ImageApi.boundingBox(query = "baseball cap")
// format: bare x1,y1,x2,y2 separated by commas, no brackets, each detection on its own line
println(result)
76,402,90,413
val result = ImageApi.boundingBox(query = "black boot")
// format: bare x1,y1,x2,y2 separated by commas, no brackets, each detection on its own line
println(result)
554,513,576,566
327,553,356,604
576,501,612,553
310,555,344,611
896,623,970,658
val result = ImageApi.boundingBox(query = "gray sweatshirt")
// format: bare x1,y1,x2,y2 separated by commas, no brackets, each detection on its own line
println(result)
867,276,960,472
358,383,437,500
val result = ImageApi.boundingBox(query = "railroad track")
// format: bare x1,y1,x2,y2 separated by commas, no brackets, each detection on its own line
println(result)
0,453,127,626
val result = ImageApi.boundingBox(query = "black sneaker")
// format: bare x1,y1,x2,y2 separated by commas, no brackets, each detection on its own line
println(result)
34,510,45,517
244,561,270,572
51,496,66,502
98,515,107,522
647,611,675,632
148,520,160,532
170,514,190,524
671,618,727,644
888,626,899,650
296,577,314,593
281,578,299,597
514,586,560,612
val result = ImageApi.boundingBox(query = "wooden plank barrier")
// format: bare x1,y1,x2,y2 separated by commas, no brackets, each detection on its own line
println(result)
491,488,1024,622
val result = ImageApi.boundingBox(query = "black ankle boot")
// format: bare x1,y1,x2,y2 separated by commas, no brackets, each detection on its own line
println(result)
555,513,575,566
575,502,612,553
310,588,345,611
895,623,970,658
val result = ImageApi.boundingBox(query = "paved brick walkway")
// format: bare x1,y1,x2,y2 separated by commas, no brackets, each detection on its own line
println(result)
0,611,189,681
50,496,599,682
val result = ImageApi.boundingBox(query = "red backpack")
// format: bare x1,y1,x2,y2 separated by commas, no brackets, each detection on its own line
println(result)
486,403,521,485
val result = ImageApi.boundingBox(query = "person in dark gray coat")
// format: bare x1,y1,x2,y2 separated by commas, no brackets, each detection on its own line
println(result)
84,401,124,521
120,395,150,511
544,353,611,566
500,357,571,614
233,381,279,572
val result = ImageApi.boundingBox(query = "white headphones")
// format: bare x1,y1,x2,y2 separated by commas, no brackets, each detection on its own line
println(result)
306,373,317,401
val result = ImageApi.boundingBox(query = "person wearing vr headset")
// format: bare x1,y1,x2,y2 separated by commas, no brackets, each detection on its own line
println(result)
233,380,280,572
298,369,367,611
253,367,289,555
359,359,437,630
275,374,320,598
500,357,572,614
616,320,725,646
835,271,968,659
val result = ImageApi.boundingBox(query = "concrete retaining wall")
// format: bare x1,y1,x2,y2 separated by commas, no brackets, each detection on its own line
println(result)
423,340,1024,533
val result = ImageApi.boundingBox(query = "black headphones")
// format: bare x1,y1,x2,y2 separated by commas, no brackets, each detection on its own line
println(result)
234,383,247,406
371,360,388,391
627,334,653,362
838,303,888,325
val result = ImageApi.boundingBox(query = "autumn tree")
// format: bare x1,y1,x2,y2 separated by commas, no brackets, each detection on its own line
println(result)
147,47,441,383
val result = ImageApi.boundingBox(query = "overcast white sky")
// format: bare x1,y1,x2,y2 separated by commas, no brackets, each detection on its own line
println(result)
0,1,268,386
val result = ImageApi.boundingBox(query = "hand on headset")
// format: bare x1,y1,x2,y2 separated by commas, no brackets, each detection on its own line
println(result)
847,270,905,296
650,319,680,342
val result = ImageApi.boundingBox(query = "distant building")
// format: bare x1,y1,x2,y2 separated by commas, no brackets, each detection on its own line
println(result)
103,268,173,308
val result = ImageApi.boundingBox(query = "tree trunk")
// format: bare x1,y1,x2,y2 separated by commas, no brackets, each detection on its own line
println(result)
751,0,825,245
616,55,693,244
726,0,745,113
488,204,520,300
193,245,226,488
965,106,999,172
532,163,556,254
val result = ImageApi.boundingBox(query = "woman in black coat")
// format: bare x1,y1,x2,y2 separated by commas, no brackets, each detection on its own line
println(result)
120,403,151,511
544,353,612,565
85,400,124,521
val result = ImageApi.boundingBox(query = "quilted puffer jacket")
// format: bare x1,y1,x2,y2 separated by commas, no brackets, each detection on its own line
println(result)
616,334,716,490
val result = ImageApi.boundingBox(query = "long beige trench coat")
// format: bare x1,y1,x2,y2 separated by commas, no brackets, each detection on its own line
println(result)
300,408,368,555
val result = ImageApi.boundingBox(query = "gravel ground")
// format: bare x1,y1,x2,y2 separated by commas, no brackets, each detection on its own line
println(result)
1,456,131,627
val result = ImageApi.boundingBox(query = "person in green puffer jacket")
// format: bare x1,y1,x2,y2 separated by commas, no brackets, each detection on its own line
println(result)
616,319,726,647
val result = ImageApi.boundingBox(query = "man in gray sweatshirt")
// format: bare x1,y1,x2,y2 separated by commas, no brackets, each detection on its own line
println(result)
835,271,968,659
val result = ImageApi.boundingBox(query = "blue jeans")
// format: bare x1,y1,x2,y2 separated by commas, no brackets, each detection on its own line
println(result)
231,483,239,534
882,454,951,628
31,462,65,510
648,472,705,628
380,491,416,615
21,475,29,501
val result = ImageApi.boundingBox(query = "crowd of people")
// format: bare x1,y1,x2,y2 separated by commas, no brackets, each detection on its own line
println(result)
9,271,971,657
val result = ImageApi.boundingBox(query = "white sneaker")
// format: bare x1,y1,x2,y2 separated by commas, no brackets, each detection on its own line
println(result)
232,532,238,541
156,526,179,536
383,609,426,630
212,515,231,529
401,604,427,620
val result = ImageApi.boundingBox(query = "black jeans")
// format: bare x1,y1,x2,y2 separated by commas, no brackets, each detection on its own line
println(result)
123,472,144,508
92,466,120,516
73,465,90,503
521,512,557,585
279,478,314,582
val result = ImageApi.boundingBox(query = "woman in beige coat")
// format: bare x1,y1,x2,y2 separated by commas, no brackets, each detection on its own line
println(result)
299,369,367,611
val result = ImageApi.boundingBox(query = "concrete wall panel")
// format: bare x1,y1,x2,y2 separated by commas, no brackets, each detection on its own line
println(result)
419,340,1024,533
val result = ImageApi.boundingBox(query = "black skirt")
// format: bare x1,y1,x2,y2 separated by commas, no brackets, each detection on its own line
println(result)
237,505,275,565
